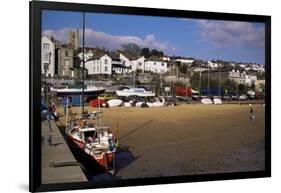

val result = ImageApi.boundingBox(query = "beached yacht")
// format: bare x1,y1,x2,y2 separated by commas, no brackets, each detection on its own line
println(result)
66,112,117,171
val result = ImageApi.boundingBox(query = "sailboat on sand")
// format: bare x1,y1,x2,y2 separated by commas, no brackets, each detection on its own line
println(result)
64,12,117,173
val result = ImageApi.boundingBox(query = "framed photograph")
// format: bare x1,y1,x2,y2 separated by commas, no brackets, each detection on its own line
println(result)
30,1,271,192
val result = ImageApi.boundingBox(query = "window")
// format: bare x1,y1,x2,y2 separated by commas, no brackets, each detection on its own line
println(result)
65,50,68,57
65,60,69,66
162,63,165,66
138,62,142,66
105,59,108,64
154,62,156,65
105,66,108,72
43,43,50,52
93,66,95,72
97,66,99,72
44,63,49,71
44,53,49,61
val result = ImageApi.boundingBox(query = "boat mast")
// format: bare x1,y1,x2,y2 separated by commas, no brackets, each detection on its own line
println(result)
199,62,202,98
82,12,85,115
218,64,221,97
66,97,68,129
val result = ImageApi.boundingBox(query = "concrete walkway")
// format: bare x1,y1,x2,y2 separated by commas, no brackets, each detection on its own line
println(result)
41,119,87,184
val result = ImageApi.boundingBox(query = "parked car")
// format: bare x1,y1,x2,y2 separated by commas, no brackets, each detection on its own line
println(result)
90,99,106,107
222,94,231,100
247,90,256,99
255,92,265,100
230,94,239,100
239,94,248,101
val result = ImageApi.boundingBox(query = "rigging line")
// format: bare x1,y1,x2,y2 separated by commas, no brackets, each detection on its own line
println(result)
119,120,154,141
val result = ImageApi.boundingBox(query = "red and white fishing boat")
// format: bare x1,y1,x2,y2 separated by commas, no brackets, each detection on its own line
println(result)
65,112,117,171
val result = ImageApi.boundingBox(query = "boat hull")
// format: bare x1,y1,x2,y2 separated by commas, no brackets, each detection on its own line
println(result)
67,135,114,171
116,90,155,97
107,99,123,107
53,88,105,96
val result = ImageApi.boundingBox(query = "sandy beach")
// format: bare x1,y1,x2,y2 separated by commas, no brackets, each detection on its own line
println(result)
56,104,265,179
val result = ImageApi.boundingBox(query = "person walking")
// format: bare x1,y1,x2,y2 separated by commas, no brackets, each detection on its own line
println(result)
249,104,255,121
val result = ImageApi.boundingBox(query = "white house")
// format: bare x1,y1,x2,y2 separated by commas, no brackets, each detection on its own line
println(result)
85,54,112,76
131,56,145,72
228,69,257,86
161,56,170,61
41,36,55,77
174,57,194,64
192,66,209,72
245,64,265,72
208,60,220,68
245,75,257,85
119,53,145,72
239,63,246,68
112,54,131,74
85,53,133,76
119,53,131,69
144,56,168,74
229,69,240,78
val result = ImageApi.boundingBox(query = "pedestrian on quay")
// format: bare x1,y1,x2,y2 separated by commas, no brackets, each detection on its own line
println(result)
249,104,255,121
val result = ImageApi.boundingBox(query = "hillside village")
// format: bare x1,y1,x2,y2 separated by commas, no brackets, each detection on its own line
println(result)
42,29,265,95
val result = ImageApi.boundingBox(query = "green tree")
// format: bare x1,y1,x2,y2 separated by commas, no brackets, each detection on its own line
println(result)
238,84,247,94
141,48,150,58
190,72,200,90
150,49,164,57
221,79,236,94
179,65,188,74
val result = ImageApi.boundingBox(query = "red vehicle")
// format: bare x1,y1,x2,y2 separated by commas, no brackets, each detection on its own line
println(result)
90,99,106,107
175,86,192,97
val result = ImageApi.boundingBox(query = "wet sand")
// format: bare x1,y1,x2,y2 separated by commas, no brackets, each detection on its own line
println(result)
57,104,265,179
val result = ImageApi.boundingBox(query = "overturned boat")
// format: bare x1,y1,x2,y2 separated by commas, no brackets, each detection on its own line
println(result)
201,98,213,104
107,99,123,107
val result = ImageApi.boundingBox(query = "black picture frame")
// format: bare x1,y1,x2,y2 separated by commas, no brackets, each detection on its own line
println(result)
30,1,271,192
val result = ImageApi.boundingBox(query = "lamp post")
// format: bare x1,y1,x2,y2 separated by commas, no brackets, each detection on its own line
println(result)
207,66,210,97
82,12,85,115
44,69,47,104
185,65,188,99
44,52,51,104
199,71,202,98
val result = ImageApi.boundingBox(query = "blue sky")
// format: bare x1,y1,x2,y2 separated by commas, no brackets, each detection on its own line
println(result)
42,10,265,64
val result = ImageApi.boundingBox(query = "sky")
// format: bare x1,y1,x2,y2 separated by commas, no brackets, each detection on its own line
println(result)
42,10,265,64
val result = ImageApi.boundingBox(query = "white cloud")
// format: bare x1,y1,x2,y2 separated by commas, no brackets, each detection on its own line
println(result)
43,28,177,52
195,20,265,48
